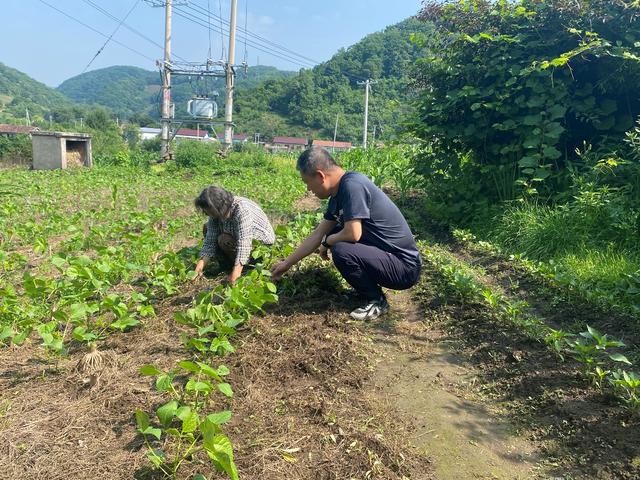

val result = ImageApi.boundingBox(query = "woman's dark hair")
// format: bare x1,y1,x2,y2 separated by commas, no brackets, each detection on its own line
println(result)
194,185,234,218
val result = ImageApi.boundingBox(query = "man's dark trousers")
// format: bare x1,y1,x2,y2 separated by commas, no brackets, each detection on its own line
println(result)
331,242,421,301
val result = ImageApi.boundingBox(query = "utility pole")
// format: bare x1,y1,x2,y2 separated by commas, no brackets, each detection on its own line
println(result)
332,112,340,153
357,79,376,148
372,124,377,146
160,0,173,161
223,0,238,150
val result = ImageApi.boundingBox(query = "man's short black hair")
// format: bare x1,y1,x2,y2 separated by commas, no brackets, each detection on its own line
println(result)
297,147,339,176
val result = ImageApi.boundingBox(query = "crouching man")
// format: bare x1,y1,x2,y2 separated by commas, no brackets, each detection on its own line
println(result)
270,147,421,320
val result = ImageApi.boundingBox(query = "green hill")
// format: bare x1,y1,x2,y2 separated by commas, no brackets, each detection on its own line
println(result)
57,64,296,120
51,17,433,142
0,62,76,123
234,17,433,142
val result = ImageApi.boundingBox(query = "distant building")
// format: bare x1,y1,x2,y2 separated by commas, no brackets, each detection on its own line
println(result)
216,133,249,144
311,139,353,152
32,131,92,170
0,124,39,137
139,127,216,142
175,128,210,141
139,127,161,140
271,136,308,152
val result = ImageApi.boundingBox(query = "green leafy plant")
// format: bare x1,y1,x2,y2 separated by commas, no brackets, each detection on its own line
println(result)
136,361,237,479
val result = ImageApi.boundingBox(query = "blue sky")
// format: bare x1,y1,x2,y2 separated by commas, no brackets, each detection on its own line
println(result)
0,0,423,87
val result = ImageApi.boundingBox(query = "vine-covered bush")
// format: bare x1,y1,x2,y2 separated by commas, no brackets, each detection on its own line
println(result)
410,0,640,220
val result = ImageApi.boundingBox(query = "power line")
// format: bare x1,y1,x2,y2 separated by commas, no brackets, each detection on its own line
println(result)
82,0,141,74
188,1,321,67
184,1,368,81
172,5,317,69
174,5,315,68
37,0,156,63
80,0,188,63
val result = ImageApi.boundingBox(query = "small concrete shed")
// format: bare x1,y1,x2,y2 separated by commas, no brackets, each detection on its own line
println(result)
32,131,92,170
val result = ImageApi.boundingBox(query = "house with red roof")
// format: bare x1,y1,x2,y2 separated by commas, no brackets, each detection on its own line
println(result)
216,133,249,144
0,124,39,137
270,136,308,152
311,139,353,152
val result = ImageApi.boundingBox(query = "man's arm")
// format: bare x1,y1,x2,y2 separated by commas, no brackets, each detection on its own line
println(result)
270,219,337,280
324,219,362,245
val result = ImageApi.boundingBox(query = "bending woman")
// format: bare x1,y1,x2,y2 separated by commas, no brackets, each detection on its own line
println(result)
194,185,275,284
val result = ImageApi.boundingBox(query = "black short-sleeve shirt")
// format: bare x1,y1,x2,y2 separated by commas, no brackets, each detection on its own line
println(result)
324,172,421,266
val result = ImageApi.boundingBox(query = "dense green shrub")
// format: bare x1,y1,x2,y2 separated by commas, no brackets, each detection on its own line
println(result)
0,134,32,165
174,141,221,168
93,149,155,168
411,0,640,216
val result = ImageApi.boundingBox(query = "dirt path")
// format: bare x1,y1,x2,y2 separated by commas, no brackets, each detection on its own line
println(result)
369,290,539,479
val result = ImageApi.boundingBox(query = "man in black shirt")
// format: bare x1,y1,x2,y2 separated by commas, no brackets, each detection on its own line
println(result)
271,147,421,320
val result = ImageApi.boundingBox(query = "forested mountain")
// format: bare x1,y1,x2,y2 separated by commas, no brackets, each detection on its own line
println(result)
57,65,296,121
234,17,433,142
0,63,76,123
2,17,431,142
56,17,432,142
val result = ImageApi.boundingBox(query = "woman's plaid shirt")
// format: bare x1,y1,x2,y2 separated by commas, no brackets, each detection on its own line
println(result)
200,196,275,265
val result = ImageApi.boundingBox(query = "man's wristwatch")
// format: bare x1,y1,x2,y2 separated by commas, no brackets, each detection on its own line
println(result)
321,235,331,249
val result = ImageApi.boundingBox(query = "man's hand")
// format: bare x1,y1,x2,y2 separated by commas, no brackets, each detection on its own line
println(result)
318,245,330,261
270,260,290,281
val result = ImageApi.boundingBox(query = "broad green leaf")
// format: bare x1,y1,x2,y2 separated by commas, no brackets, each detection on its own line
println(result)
156,400,178,427
609,353,632,365
110,316,140,331
12,328,31,346
0,326,13,342
542,146,561,160
523,115,541,126
147,448,165,467
135,410,150,430
182,410,200,434
156,374,174,392
217,383,233,398
207,411,232,425
140,364,161,376
142,426,162,440
178,360,200,373
518,156,538,168
176,406,192,421
197,362,222,381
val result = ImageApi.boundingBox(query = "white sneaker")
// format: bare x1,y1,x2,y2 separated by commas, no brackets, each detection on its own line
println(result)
349,295,389,321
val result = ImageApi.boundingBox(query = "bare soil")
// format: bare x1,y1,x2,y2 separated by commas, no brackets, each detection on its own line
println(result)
3,192,639,479
370,290,538,480
413,239,640,480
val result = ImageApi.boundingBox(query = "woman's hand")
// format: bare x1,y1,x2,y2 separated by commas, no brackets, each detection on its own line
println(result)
226,264,243,285
194,258,207,280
